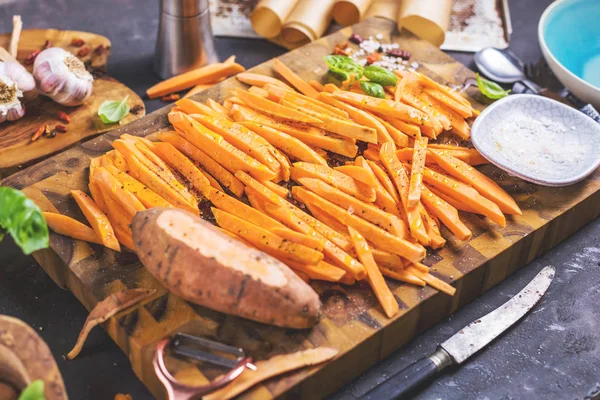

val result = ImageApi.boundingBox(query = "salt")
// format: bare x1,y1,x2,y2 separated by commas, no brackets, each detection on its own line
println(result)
349,35,411,71
490,115,587,179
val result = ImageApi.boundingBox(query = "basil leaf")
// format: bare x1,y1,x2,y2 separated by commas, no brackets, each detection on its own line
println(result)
476,73,510,100
0,187,49,255
98,95,130,124
327,70,361,89
360,81,386,99
324,55,364,81
364,65,398,86
18,380,45,400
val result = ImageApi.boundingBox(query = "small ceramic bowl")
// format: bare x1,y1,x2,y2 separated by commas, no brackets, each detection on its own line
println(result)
539,0,600,109
471,94,600,186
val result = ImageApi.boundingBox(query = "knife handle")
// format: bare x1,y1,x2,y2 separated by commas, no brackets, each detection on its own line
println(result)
360,348,452,400
578,104,600,124
515,83,600,125
558,89,600,125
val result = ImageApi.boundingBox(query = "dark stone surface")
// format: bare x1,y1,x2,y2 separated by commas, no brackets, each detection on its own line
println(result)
2,0,599,399
335,218,600,400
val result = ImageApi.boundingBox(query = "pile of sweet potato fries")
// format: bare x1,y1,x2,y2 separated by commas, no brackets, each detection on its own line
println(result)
43,57,522,319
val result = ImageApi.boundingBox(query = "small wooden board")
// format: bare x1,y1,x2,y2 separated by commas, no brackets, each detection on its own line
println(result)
4,18,600,399
0,29,145,177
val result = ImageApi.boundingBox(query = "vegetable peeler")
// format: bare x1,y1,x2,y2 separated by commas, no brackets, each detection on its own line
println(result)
153,333,256,400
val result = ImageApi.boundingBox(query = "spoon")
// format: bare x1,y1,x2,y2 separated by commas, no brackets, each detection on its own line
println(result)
474,48,600,124
475,48,543,93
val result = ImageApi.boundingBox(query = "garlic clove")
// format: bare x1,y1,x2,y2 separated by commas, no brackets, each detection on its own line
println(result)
6,102,25,121
3,61,35,92
0,58,34,124
33,47,94,107
0,72,25,124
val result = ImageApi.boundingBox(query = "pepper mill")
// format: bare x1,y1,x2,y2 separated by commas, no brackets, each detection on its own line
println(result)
154,0,219,79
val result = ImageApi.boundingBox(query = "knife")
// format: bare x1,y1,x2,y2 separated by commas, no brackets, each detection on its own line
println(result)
360,266,556,400
511,82,600,124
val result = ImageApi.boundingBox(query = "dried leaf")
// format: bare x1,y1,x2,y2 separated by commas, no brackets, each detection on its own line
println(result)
204,347,338,400
66,288,155,360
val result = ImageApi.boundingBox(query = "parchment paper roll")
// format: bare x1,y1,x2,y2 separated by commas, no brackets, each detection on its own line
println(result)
333,0,374,26
250,0,299,39
397,0,452,47
281,0,336,45
364,0,399,21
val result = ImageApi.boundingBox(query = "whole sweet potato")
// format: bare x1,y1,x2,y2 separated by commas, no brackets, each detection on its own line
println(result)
132,208,322,329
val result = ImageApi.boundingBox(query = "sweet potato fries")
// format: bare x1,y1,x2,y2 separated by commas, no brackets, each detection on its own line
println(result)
46,57,522,319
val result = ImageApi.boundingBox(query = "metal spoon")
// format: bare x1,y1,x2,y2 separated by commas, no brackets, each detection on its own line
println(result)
475,48,543,93
475,47,600,124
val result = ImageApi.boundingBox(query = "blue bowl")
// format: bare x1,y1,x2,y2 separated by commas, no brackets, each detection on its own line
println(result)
539,0,600,108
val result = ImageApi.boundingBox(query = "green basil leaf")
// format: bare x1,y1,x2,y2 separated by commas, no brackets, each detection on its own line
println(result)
18,380,45,400
476,73,510,100
360,81,386,99
98,95,130,124
326,71,345,87
324,55,364,81
0,187,49,255
364,65,398,86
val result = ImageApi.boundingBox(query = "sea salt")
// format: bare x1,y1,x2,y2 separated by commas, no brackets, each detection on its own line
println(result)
349,36,411,71
490,115,587,178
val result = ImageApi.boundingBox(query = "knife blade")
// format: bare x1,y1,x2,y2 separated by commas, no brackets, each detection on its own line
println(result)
360,266,555,400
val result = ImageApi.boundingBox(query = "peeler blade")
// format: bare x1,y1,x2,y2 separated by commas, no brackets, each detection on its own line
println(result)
171,333,245,369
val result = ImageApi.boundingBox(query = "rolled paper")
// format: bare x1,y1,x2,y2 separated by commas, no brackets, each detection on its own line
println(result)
364,0,399,21
333,0,375,26
250,0,299,39
281,0,336,45
397,0,453,47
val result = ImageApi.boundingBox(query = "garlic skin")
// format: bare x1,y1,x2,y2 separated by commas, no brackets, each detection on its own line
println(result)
0,61,33,123
1,61,35,92
4,103,25,122
33,47,94,107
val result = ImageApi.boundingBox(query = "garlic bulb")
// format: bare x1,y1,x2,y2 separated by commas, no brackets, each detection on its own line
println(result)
33,47,94,106
0,61,35,123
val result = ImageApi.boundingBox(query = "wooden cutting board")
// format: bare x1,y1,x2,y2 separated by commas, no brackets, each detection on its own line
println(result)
4,18,600,399
0,29,145,178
